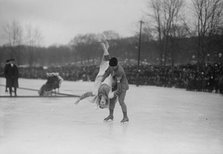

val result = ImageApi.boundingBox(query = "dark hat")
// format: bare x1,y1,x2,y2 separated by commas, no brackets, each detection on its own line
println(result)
109,57,118,66
6,59,10,63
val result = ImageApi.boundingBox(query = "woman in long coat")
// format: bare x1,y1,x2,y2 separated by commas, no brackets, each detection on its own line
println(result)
4,59,19,96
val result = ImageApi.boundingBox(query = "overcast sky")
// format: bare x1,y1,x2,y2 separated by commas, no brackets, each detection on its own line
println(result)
0,0,147,46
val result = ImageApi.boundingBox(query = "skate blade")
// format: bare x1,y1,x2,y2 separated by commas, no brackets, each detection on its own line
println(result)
103,119,113,122
120,120,129,124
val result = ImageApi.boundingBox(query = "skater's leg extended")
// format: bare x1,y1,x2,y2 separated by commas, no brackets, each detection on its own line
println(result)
75,91,94,104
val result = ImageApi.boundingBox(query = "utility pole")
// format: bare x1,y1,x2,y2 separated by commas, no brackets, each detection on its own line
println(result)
136,20,144,86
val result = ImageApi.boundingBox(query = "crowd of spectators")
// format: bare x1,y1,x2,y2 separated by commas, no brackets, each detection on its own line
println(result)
125,63,223,94
1,62,223,94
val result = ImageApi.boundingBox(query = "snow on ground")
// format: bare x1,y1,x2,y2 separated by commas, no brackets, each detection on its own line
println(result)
0,78,223,154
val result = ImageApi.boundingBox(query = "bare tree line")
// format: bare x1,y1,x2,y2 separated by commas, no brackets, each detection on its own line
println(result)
1,20,42,66
146,0,223,65
0,0,223,67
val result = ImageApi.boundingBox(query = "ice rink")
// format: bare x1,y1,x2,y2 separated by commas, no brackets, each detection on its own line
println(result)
0,78,223,154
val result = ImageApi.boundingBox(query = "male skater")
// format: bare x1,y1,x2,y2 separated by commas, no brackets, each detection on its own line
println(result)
101,57,129,123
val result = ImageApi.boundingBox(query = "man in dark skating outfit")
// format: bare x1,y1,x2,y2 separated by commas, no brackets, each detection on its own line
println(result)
102,57,129,123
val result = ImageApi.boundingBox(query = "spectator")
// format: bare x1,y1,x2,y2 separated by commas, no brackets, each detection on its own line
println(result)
4,58,19,96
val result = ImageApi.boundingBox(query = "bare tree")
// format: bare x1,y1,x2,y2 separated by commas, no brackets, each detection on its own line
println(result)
148,0,163,64
2,20,43,66
3,20,23,46
25,24,42,47
3,20,23,64
147,0,185,65
69,33,101,64
24,24,43,66
192,0,223,64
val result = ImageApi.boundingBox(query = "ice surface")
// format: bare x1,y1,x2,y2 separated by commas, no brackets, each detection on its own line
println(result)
0,78,223,154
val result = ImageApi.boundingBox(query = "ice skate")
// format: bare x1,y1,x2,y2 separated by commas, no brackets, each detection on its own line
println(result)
104,115,114,121
120,117,129,123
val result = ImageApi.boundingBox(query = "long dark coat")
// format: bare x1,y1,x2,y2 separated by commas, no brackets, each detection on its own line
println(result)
4,64,19,88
